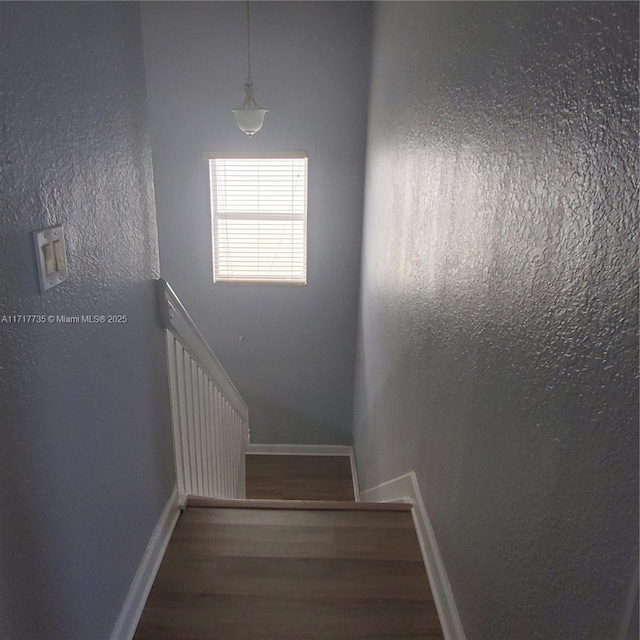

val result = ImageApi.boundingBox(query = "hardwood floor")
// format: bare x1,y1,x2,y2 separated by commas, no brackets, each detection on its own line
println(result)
134,456,444,639
245,454,355,501
134,505,444,640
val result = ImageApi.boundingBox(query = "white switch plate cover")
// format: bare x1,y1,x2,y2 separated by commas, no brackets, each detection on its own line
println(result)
33,224,69,292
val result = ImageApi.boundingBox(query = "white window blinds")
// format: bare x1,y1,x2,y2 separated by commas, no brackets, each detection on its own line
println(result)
210,156,308,284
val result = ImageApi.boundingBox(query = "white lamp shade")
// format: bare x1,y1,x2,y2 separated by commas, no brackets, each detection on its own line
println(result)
232,107,268,136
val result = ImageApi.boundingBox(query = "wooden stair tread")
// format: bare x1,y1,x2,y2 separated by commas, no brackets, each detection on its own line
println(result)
186,495,412,512
135,500,442,639
245,454,355,501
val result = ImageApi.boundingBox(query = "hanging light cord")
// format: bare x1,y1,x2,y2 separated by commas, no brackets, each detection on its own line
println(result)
246,0,252,85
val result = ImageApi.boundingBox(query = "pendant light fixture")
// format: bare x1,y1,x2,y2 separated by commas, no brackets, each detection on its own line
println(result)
232,0,268,137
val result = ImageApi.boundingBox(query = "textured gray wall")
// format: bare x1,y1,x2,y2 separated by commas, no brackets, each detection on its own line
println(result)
354,3,638,639
0,3,174,638
141,1,371,445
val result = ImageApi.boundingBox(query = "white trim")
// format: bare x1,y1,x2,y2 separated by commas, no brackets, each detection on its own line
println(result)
165,330,185,499
157,279,248,421
360,472,467,640
205,151,309,160
349,450,360,502
246,444,353,456
109,486,180,640
619,560,639,640
360,472,415,504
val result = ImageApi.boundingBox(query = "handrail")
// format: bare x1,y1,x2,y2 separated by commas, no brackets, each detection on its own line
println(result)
157,279,248,421
157,278,249,501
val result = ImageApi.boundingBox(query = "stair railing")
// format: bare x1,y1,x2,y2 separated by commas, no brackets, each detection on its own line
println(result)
157,279,249,503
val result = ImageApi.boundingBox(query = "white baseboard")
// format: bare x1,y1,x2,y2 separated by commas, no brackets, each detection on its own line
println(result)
109,485,180,640
348,450,360,502
619,560,639,640
360,472,467,640
245,444,360,502
246,443,352,456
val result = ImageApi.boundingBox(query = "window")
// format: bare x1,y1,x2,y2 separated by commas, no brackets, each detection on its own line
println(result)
209,155,308,284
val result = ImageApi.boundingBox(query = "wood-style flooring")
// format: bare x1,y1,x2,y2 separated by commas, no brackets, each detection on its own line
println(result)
134,505,443,640
245,454,355,501
134,455,444,639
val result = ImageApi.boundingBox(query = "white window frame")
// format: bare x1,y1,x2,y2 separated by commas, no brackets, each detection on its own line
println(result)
208,153,308,285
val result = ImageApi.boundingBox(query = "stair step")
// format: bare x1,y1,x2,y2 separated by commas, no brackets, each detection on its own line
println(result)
136,495,442,639
186,496,412,512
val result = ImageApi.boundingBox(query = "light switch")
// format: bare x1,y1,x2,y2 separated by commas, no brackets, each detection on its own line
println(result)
52,239,65,271
33,225,69,292
42,242,55,276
